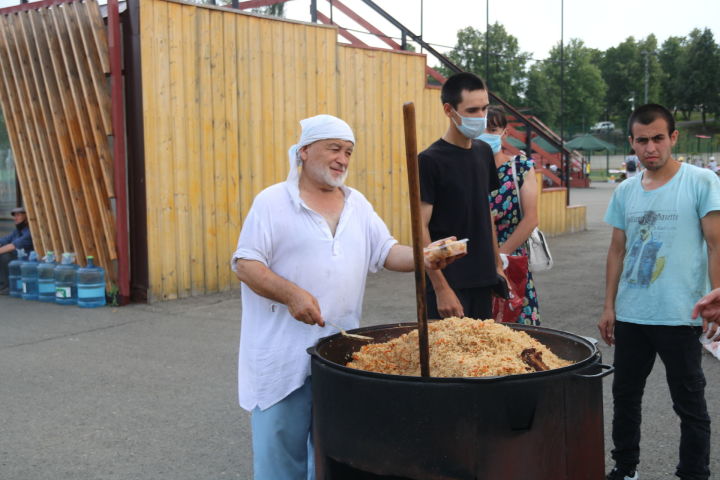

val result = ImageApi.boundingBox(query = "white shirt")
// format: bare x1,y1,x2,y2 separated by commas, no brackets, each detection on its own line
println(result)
231,180,397,411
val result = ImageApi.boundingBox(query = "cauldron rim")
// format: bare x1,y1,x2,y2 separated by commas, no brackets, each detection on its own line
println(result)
307,322,600,383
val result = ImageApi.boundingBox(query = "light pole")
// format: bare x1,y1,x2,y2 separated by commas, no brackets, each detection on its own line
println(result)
641,50,658,104
485,0,490,84
642,50,649,104
560,0,568,204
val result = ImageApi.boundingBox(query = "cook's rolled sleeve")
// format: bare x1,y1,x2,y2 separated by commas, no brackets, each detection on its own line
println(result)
230,197,272,273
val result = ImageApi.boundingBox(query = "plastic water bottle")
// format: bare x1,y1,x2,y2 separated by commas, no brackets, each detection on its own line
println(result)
54,252,79,305
21,251,39,300
77,256,106,308
37,251,57,302
8,248,27,298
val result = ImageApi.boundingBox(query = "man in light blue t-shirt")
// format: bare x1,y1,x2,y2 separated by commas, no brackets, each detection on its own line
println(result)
599,104,720,480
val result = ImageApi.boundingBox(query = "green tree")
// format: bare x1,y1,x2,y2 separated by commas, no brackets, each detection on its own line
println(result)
525,63,558,125
440,23,531,105
599,36,661,121
683,28,720,125
525,39,607,135
658,35,688,116
252,2,285,17
598,38,638,118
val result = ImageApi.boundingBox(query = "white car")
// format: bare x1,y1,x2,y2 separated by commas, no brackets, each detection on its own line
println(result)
590,121,615,133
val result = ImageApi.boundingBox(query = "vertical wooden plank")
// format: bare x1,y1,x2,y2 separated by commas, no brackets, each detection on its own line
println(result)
140,0,162,300
282,22,295,171
271,19,284,186
73,2,112,135
392,55,403,240
84,0,111,74
169,2,190,298
293,21,307,126
235,14,251,230
323,28,337,114
247,16,263,202
365,50,379,220
259,19,274,185
354,50,367,200
20,11,73,255
315,26,328,115
208,11,229,290
224,12,240,288
210,9,228,291
184,4,204,296
198,6,217,293
378,49,390,229
39,7,94,262
154,0,177,299
304,27,317,118
399,55,413,243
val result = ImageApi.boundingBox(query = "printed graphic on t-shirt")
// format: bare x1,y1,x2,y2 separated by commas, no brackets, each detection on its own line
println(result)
623,210,678,288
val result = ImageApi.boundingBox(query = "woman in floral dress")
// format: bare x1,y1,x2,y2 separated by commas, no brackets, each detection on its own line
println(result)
478,106,540,325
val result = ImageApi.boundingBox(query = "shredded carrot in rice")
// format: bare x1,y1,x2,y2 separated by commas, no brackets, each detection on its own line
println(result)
346,317,573,377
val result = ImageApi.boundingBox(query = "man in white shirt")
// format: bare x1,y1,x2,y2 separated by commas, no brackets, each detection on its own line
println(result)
231,114,456,480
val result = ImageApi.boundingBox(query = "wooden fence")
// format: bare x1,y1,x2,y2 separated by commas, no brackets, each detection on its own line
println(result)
140,0,585,302
0,0,117,285
140,0,446,301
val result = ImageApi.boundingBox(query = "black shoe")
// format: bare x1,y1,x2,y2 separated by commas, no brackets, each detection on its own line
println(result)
606,467,638,480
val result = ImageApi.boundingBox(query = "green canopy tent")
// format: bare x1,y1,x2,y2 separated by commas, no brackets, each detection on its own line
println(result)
503,135,561,155
564,134,616,176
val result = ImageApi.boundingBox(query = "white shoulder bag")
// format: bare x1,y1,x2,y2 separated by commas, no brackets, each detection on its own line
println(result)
510,160,553,272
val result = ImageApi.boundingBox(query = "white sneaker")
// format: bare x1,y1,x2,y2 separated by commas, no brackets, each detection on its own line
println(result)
606,467,638,480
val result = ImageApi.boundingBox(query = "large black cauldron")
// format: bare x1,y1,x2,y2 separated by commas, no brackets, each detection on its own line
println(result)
308,322,613,480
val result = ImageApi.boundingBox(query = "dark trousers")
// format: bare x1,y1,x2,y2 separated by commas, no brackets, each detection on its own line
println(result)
426,286,493,320
0,250,17,289
611,321,710,480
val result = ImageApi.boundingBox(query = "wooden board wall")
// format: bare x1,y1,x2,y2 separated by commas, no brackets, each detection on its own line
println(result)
141,0,584,302
140,0,447,301
0,0,117,286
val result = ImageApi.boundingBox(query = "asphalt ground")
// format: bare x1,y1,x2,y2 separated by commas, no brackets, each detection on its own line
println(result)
1,181,718,480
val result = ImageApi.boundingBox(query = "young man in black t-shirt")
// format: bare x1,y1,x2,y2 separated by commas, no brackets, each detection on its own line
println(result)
418,72,506,320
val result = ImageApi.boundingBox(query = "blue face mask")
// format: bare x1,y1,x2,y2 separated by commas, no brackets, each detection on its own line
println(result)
477,133,502,153
452,110,487,139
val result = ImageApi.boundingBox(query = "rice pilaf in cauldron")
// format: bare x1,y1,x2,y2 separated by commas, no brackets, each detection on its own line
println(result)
346,317,573,377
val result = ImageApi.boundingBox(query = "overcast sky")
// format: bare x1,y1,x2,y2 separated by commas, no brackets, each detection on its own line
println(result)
285,0,720,63
1,0,718,62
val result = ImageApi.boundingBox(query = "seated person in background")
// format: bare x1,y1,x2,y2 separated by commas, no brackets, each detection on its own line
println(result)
624,149,639,178
0,206,33,295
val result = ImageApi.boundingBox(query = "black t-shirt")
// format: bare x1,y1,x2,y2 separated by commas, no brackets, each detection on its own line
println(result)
418,138,500,289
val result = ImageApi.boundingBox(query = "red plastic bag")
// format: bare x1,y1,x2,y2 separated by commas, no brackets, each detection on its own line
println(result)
492,255,529,323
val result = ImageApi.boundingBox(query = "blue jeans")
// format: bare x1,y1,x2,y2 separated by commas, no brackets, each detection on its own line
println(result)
611,322,710,480
251,377,315,480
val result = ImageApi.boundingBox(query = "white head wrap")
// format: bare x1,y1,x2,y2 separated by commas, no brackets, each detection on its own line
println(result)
287,114,355,184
